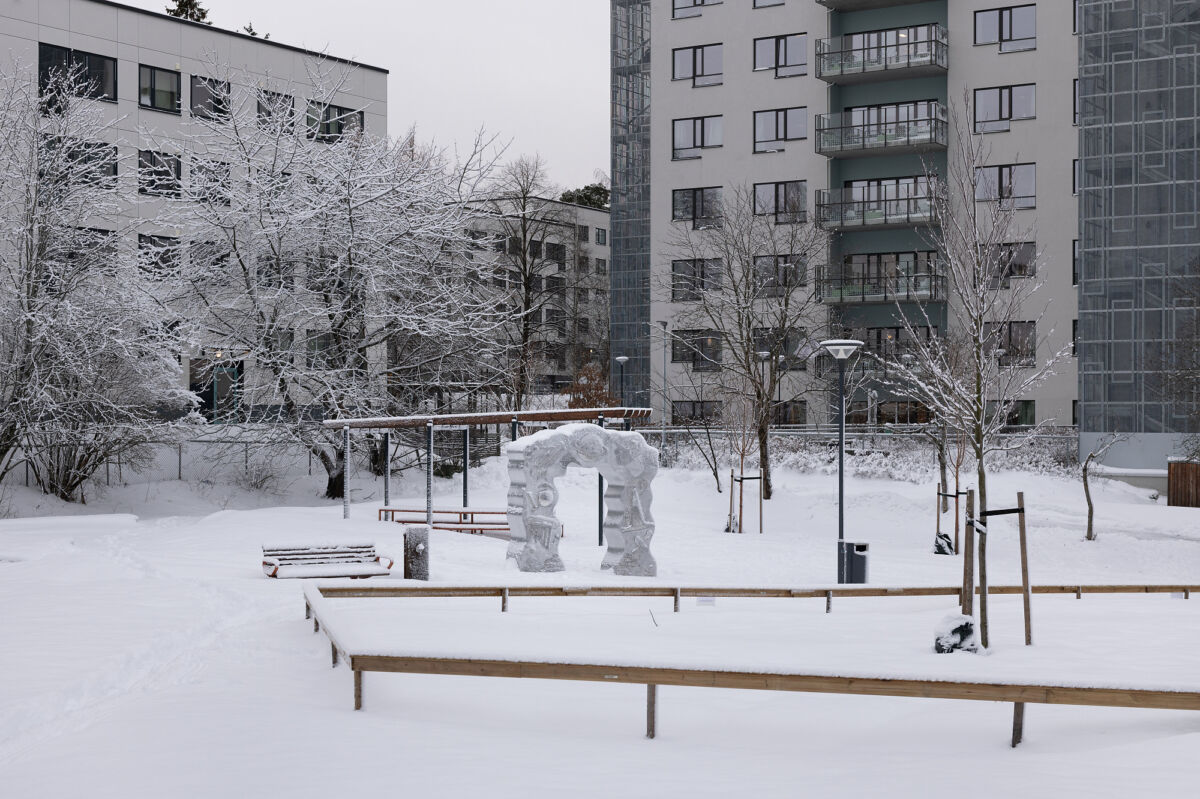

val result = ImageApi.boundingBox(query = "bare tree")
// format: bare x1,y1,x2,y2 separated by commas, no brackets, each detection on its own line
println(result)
664,184,828,499
1081,433,1127,541
0,62,194,501
870,97,1070,524
156,63,502,498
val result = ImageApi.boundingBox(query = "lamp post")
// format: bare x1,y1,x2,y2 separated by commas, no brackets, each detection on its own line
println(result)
820,338,863,582
615,355,629,406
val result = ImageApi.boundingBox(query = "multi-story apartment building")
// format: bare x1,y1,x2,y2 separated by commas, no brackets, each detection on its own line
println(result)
467,199,612,400
612,0,1200,466
1,0,388,421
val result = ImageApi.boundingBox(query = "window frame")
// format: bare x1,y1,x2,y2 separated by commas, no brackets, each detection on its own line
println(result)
672,0,718,20
671,258,723,301
672,114,723,160
973,83,1036,133
672,186,723,228
137,149,182,197
190,75,230,121
975,163,1036,209
753,33,807,78
138,64,182,114
672,43,724,87
39,44,118,103
753,180,807,224
753,106,806,153
974,5,1037,52
306,101,364,141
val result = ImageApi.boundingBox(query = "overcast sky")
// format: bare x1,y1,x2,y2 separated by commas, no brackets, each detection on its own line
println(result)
128,0,611,190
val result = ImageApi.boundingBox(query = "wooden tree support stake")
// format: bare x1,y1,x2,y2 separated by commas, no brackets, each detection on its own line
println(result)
354,669,363,711
331,643,338,668
673,588,681,613
501,587,509,612
1011,702,1025,747
646,684,657,739
1017,492,1033,646
825,591,832,614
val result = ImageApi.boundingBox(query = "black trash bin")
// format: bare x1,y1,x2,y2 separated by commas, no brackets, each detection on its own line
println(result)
838,541,869,584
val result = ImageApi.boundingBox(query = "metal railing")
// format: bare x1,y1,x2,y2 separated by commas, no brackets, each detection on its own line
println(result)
815,184,942,230
818,272,946,304
816,25,948,82
815,105,947,156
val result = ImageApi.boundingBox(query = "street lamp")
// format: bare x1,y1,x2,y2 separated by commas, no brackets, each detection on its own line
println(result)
615,355,630,407
820,338,863,582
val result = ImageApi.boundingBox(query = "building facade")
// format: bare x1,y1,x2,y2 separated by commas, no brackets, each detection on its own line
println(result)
615,0,1082,433
1,0,388,421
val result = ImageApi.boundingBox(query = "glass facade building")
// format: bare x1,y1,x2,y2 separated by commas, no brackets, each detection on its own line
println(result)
610,0,652,406
1078,0,1200,465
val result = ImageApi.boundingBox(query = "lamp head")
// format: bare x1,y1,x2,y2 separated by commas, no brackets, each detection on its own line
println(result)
819,339,863,361
615,355,630,366
756,350,771,361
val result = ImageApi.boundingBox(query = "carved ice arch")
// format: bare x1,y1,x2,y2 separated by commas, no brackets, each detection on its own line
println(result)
505,423,658,576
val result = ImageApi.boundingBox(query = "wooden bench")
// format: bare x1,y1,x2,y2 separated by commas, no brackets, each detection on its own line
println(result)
379,507,513,540
262,543,393,579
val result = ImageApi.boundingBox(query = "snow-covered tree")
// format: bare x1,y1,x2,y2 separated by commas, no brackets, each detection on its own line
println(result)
664,184,828,500
869,97,1069,525
154,65,501,498
0,63,194,501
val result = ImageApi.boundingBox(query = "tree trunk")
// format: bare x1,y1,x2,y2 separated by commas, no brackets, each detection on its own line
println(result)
937,427,949,512
317,446,344,500
1083,456,1096,540
757,417,772,500
975,452,989,648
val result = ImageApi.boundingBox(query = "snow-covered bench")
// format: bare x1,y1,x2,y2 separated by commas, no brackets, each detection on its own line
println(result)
262,543,393,579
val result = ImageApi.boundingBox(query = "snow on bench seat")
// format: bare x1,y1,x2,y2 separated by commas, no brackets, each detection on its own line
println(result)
262,543,392,579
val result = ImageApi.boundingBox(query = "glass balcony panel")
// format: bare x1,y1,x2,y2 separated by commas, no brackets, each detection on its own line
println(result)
816,24,948,84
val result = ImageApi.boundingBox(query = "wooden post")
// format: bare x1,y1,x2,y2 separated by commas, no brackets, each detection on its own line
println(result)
353,669,363,711
177,443,183,481
825,591,832,614
727,469,736,532
962,490,975,616
1011,702,1025,747
331,642,338,668
646,684,657,739
313,616,319,633
954,490,961,555
304,602,311,620
501,587,509,612
1017,491,1032,646
673,588,681,613
935,487,941,541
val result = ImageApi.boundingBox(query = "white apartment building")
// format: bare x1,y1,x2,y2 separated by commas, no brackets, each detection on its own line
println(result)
0,0,388,421
613,0,1081,430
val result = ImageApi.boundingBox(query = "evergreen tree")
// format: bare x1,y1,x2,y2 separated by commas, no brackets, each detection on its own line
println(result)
560,183,609,209
165,0,212,24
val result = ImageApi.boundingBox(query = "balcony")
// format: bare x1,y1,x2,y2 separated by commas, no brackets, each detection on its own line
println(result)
816,25,948,85
815,105,947,158
815,184,942,231
818,271,946,305
816,0,929,11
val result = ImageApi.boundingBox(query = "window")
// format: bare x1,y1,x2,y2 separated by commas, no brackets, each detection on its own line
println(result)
974,5,1036,52
671,330,722,371
38,44,117,102
257,91,294,127
754,254,806,296
984,321,1036,366
672,115,723,160
595,228,607,246
577,317,590,336
672,186,723,228
974,84,1035,132
529,239,543,260
138,234,181,277
672,0,716,19
307,102,363,141
545,307,566,335
578,255,590,272
672,259,722,301
305,331,336,369
1004,400,1035,427
754,180,806,224
139,65,181,113
257,254,295,290
190,76,230,120
40,137,118,189
975,163,1035,208
753,327,808,370
546,242,566,263
753,106,806,153
576,288,589,304
138,150,181,197
190,240,229,276
986,242,1037,288
672,43,723,87
1072,239,1079,285
753,0,785,6
546,275,565,294
190,159,231,206
672,401,723,424
773,400,805,426
595,258,608,274
1072,319,1078,356
1073,79,1079,125
753,33,807,78
1073,159,1080,195
577,225,589,242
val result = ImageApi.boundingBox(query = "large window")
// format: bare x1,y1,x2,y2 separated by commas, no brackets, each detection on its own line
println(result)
753,254,806,296
672,186,723,228
672,0,716,19
138,150,181,197
754,180,806,224
753,33,807,77
139,65,181,113
189,159,231,206
672,400,723,424
671,330,722,371
191,76,230,120
974,84,1035,132
984,321,1036,366
753,106,806,153
672,43,723,86
305,331,336,369
38,44,117,101
986,241,1037,287
595,228,607,245
753,327,808,370
975,163,1036,208
307,102,364,140
671,259,722,301
974,5,1036,52
672,115,723,160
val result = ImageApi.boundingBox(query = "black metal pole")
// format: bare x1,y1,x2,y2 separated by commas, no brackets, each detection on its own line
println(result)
462,427,469,508
837,359,846,582
598,413,605,547
382,430,390,506
620,362,626,406
425,422,434,528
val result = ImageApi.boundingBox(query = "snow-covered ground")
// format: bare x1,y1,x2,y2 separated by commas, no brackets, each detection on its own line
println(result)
2,459,1198,797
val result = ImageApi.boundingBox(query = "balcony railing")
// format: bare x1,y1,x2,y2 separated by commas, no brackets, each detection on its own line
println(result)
815,105,947,158
815,185,942,231
818,272,946,304
816,25,948,84
815,0,930,12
